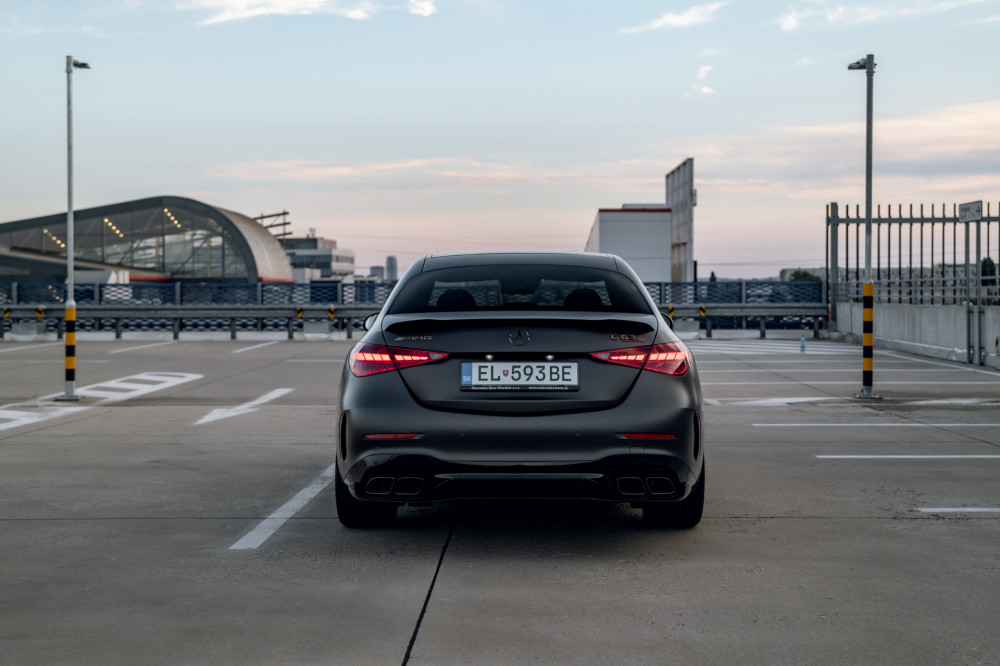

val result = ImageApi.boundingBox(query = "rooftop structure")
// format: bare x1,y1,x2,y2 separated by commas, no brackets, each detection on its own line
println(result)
0,196,294,283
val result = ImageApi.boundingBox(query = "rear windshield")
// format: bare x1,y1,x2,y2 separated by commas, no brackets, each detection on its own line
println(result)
388,264,651,314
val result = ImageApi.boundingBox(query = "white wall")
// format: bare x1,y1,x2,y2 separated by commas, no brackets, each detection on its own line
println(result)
837,302,1000,369
586,209,672,282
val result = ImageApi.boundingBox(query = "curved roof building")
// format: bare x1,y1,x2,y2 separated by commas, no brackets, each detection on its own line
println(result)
0,196,293,283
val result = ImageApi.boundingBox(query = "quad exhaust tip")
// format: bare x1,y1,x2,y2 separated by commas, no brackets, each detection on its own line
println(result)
364,476,424,497
617,476,677,496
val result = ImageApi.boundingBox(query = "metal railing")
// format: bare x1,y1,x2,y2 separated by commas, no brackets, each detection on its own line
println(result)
1,280,827,339
836,277,1000,305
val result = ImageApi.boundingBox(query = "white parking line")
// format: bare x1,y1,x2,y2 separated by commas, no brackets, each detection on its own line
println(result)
918,508,1000,513
882,351,999,376
285,359,343,363
194,388,294,425
233,341,281,354
699,368,957,374
816,455,1000,459
109,341,176,354
756,423,1000,427
0,342,64,354
230,462,337,550
706,381,1000,386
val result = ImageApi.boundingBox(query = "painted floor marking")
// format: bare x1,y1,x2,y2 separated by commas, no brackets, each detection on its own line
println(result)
817,455,1000,459
285,359,343,363
0,360,111,364
685,340,861,357
918,508,1000,513
700,364,950,375
881,350,999,376
109,340,177,354
233,340,281,354
194,388,294,425
65,372,203,403
0,405,92,432
705,381,1000,386
0,342,64,354
0,372,202,432
230,462,337,550
708,398,1000,407
756,423,1000,427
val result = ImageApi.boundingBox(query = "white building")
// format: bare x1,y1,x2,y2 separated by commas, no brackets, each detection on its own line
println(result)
585,159,697,283
585,205,673,282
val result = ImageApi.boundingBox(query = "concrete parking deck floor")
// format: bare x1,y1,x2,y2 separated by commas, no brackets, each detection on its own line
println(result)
1,336,998,664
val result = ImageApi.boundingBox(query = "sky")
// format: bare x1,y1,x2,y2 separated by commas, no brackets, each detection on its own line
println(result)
2,0,999,278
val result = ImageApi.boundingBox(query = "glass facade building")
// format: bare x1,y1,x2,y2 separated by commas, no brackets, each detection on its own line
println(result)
0,196,293,283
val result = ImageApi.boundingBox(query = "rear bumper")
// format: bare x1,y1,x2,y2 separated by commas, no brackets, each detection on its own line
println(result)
337,357,703,504
342,453,698,503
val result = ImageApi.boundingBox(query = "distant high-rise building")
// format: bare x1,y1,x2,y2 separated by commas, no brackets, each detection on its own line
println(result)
385,255,398,281
370,265,385,281
279,236,355,282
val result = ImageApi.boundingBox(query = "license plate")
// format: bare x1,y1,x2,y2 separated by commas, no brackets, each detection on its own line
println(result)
461,362,579,391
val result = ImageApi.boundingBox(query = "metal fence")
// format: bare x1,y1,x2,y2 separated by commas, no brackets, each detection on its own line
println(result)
827,201,1000,306
1,280,825,335
835,277,1000,306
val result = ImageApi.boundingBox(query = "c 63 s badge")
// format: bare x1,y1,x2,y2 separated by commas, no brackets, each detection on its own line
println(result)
611,334,646,342
395,336,433,342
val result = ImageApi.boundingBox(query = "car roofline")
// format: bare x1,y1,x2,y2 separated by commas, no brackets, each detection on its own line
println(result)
420,251,619,272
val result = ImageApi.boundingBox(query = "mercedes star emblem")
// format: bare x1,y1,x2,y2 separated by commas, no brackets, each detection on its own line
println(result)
508,328,530,346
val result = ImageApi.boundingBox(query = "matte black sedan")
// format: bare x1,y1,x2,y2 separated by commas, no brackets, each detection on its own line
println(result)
335,252,704,527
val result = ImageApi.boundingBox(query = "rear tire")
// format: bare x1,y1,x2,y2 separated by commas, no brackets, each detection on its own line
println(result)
642,464,705,528
335,465,397,528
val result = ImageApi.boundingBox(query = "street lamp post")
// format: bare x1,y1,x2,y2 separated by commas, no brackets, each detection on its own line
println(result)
848,54,876,398
58,55,90,402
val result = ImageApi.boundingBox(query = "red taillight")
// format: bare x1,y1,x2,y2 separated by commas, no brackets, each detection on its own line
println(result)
349,343,448,377
644,343,689,375
349,343,395,376
591,342,689,376
391,348,448,369
591,346,648,369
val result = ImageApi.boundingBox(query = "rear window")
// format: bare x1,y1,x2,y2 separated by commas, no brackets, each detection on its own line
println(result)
388,264,651,314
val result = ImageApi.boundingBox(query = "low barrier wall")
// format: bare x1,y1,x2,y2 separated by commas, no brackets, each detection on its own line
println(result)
836,302,1000,369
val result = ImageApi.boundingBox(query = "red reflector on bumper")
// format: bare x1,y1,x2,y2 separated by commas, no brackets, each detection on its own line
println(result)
622,433,678,440
362,433,419,440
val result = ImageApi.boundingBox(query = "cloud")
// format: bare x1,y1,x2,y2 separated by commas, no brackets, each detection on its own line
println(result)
668,100,1000,203
777,0,990,31
697,65,713,80
408,0,437,16
176,0,435,24
205,156,674,195
619,2,727,34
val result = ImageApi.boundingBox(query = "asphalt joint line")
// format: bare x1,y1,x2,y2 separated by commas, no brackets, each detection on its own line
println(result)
401,506,461,666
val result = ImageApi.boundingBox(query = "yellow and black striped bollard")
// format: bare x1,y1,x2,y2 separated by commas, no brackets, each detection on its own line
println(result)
65,304,77,385
862,282,874,396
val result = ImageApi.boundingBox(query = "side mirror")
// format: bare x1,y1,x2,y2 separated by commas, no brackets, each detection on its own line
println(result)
659,311,674,329
363,313,378,331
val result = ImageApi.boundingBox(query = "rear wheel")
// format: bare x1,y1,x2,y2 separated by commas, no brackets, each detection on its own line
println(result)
642,464,705,528
335,466,398,528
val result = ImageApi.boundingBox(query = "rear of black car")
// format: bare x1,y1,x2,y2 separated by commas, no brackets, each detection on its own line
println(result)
336,252,704,527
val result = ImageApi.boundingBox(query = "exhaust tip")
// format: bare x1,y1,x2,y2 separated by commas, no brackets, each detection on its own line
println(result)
394,477,424,496
646,477,676,495
365,477,395,495
617,477,646,496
